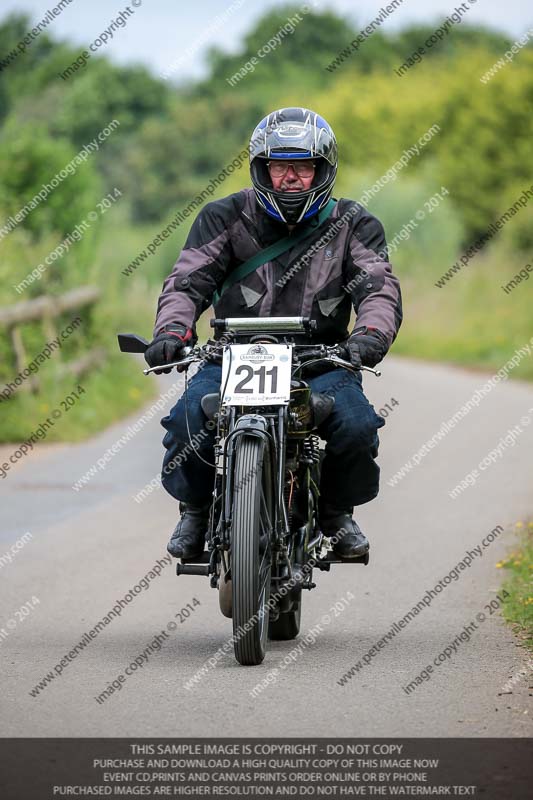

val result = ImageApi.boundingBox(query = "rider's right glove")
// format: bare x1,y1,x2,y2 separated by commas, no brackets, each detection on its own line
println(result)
144,324,194,374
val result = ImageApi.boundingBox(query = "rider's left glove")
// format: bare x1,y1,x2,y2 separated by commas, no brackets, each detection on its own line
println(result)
343,326,388,369
144,324,194,374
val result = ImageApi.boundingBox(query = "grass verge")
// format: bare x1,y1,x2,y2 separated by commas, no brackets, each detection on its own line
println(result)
497,521,533,651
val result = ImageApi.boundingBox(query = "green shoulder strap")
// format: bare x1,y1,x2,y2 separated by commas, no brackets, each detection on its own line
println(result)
212,198,336,304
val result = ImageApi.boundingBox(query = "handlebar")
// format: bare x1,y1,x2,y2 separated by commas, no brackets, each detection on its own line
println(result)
141,342,381,377
118,320,382,379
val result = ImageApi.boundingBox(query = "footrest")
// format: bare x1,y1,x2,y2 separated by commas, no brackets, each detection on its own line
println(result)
318,551,369,566
176,562,210,576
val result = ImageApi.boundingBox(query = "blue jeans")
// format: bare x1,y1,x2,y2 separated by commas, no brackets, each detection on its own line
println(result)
160,362,385,509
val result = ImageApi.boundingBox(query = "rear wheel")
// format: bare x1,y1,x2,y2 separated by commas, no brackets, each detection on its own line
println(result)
268,526,304,641
231,435,273,665
269,462,316,642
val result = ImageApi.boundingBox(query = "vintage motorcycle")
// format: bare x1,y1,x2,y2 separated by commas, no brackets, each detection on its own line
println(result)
118,316,380,666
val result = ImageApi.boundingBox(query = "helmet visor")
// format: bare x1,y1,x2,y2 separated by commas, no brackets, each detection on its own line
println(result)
250,119,336,167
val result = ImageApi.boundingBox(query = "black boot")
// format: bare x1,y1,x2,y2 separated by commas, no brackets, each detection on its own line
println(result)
320,503,369,558
167,502,210,559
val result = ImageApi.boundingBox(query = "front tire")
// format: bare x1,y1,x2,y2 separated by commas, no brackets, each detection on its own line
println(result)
231,435,273,665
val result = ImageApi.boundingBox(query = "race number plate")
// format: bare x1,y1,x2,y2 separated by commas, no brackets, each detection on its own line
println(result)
221,344,292,406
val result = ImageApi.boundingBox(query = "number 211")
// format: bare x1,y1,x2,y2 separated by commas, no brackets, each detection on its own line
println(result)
234,365,278,393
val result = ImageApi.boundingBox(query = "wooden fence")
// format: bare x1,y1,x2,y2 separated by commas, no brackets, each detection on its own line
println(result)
0,286,104,395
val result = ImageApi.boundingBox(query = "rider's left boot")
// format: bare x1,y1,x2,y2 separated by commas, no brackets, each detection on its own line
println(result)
320,503,370,558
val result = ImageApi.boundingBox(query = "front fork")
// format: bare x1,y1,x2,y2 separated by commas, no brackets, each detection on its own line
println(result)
202,411,323,604
208,408,290,586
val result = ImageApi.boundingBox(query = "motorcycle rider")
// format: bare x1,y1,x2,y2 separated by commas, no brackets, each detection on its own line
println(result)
145,107,402,560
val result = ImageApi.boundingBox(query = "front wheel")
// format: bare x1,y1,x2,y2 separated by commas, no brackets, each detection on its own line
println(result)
230,435,273,665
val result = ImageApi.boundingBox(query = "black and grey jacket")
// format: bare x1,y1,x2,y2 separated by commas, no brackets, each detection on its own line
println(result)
155,188,402,349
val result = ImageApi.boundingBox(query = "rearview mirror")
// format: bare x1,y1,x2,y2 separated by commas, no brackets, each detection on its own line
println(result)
117,333,149,353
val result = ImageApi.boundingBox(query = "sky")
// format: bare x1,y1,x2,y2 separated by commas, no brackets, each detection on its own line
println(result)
1,0,531,83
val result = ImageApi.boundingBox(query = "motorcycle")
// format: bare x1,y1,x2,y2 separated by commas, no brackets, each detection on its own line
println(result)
118,316,380,665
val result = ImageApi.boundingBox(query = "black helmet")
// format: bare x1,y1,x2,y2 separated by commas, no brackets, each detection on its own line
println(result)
250,107,338,225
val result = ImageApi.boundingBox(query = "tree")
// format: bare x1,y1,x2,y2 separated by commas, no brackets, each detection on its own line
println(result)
0,125,101,240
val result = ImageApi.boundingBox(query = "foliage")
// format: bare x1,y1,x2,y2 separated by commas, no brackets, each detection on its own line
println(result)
124,93,251,221
497,523,533,650
0,127,101,240
433,50,533,239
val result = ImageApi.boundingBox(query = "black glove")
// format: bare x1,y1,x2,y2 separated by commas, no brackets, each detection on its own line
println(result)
144,324,194,373
343,326,388,369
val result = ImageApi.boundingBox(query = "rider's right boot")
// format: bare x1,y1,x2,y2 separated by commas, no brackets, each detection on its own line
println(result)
167,501,211,559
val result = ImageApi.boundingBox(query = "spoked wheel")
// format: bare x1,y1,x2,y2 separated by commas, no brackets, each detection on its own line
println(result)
230,435,273,665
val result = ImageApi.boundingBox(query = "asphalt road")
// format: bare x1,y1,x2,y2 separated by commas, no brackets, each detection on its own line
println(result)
1,354,532,736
